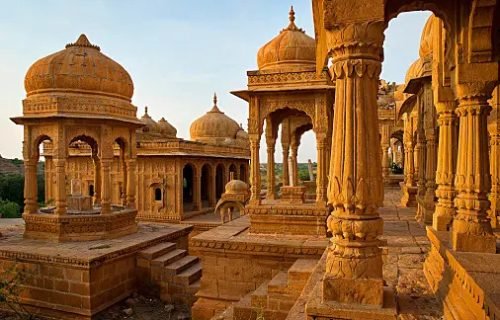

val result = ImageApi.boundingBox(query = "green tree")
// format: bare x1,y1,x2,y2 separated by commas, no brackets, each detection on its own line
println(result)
0,199,21,218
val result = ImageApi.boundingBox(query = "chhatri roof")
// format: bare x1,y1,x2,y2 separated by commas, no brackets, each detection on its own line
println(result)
24,34,134,101
257,6,316,71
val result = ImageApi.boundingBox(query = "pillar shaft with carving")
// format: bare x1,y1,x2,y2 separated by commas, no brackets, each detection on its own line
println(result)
282,144,290,186
249,136,261,203
100,158,112,214
125,158,136,208
401,113,417,207
53,158,67,215
193,171,201,211
380,124,391,177
290,144,299,186
316,133,327,204
266,138,276,200
325,21,385,306
489,86,499,228
452,83,496,253
433,101,457,230
24,159,38,214
92,154,101,205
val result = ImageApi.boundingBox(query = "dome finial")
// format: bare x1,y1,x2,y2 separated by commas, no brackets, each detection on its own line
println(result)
210,92,222,113
289,6,295,23
145,106,148,115
66,34,101,51
282,5,303,33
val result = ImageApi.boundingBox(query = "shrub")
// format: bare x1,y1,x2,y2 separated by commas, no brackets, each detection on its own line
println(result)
0,199,21,218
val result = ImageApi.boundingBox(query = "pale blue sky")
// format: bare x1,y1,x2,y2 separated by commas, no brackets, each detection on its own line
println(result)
0,1,431,161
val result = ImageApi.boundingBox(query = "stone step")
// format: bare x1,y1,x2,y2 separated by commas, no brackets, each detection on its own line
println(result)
287,259,317,290
138,242,176,260
174,262,202,286
250,280,269,309
164,255,199,278
151,249,187,267
187,279,201,295
267,271,288,294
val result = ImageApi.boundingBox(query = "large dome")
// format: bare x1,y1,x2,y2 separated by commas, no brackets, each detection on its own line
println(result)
24,34,134,101
419,15,439,58
190,94,241,143
257,7,315,71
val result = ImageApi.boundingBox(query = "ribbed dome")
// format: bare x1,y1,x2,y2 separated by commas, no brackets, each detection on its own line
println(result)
24,34,133,100
419,15,439,58
190,94,241,143
224,179,249,195
158,117,177,137
257,7,315,71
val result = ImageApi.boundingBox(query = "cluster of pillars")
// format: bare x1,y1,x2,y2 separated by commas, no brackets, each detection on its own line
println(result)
24,140,137,216
321,17,498,309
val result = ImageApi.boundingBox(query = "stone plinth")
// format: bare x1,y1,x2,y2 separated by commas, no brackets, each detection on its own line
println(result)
416,195,434,225
23,209,138,242
0,222,192,319
189,216,328,320
280,186,306,203
67,195,93,212
400,183,417,207
424,227,500,320
246,202,328,236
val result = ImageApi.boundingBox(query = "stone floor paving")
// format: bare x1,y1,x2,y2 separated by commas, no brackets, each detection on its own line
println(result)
380,187,443,320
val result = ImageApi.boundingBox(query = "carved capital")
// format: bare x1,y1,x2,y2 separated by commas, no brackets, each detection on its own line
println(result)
327,21,385,60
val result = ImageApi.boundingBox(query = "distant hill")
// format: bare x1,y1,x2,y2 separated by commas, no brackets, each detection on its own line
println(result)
0,156,44,176
0,155,24,175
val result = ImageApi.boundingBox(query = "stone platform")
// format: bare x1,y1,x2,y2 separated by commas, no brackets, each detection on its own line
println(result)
424,227,500,320
0,221,192,319
190,215,328,319
246,201,328,236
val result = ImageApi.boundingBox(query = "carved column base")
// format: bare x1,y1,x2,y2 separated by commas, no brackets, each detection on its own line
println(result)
451,220,496,253
323,276,383,306
400,184,417,207
433,203,454,231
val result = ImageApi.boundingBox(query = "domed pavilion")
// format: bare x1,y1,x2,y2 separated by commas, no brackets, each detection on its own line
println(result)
12,34,142,241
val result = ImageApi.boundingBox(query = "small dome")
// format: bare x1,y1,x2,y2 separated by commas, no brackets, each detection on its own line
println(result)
236,127,249,140
405,59,423,83
419,15,439,58
158,117,177,137
190,94,241,143
25,34,134,100
139,107,159,133
225,179,249,195
257,7,315,71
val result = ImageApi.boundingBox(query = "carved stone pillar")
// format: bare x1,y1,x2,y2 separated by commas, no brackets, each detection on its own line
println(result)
92,154,101,206
24,159,38,214
423,99,438,224
282,144,290,187
452,83,496,253
325,21,385,306
100,158,112,214
316,133,327,204
53,158,67,215
380,124,391,177
209,166,217,207
249,136,261,203
416,127,427,196
489,87,499,228
401,114,417,207
433,101,457,230
125,158,136,208
193,170,201,211
290,144,299,186
266,138,276,200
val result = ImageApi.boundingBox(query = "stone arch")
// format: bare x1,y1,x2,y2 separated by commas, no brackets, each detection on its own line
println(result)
468,0,499,62
182,163,196,211
215,163,225,200
260,103,316,134
384,0,452,32
200,163,212,208
240,164,247,183
31,134,53,160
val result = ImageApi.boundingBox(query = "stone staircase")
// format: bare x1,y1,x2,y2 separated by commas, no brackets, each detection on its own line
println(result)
228,259,317,320
136,241,202,306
